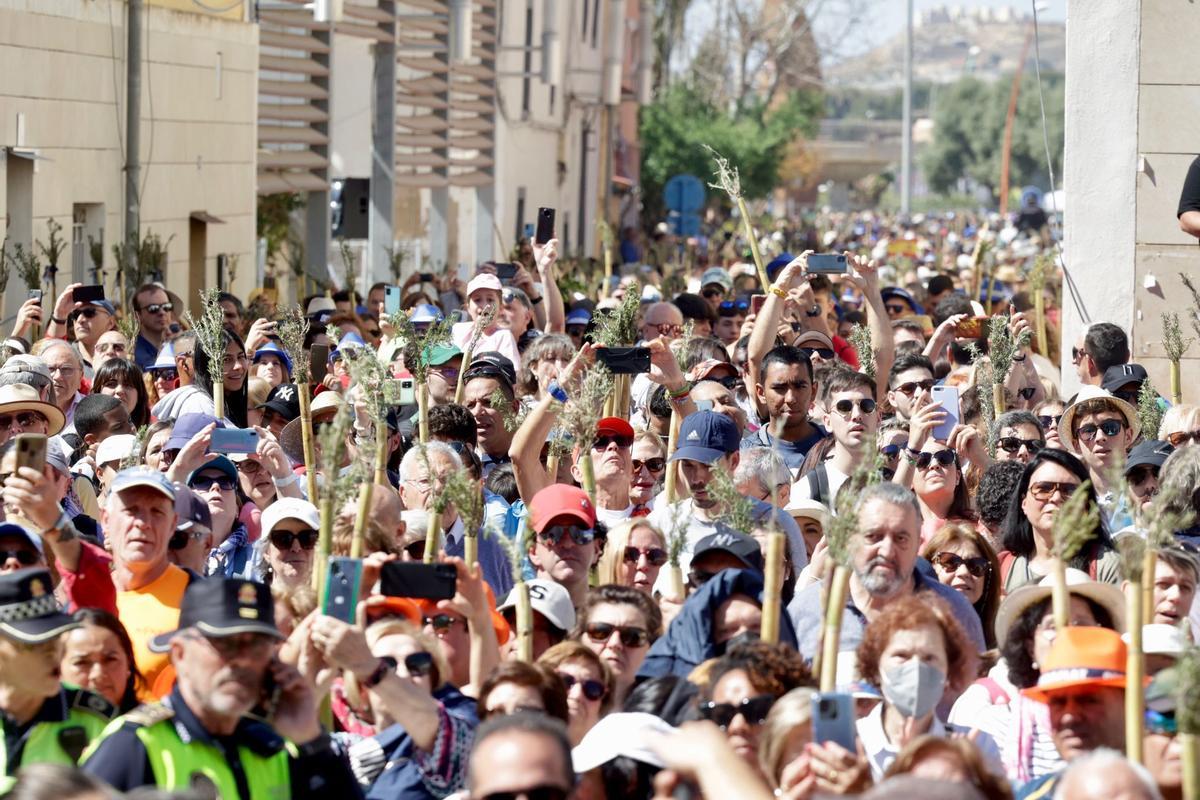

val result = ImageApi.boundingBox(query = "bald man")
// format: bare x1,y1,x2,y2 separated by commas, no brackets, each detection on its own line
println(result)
639,302,683,343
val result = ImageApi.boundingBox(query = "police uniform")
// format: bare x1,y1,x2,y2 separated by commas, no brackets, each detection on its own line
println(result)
81,578,362,800
0,565,114,791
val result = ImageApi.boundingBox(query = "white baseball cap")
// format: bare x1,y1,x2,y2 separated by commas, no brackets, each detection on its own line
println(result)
499,578,575,632
96,434,139,469
260,498,321,538
572,713,674,772
466,274,502,297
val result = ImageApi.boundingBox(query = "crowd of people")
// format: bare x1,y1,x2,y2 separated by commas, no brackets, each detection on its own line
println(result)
0,209,1196,800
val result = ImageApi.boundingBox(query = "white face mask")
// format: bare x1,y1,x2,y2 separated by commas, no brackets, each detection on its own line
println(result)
881,658,946,719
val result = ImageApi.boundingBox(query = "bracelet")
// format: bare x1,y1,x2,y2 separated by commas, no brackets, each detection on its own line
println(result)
768,285,788,300
546,380,569,404
51,316,67,325
903,447,922,465
530,295,543,305
272,473,299,488
667,383,691,400
1012,353,1026,362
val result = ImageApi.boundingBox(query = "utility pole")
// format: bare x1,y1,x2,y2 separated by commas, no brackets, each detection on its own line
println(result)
125,0,143,302
900,0,913,215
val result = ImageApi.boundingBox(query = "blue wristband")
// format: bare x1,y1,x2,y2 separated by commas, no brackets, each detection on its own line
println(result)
547,380,569,404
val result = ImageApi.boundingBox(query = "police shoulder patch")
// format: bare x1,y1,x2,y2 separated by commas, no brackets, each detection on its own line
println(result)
123,702,176,728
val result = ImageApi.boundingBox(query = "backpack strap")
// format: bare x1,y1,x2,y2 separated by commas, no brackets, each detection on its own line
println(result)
998,549,1017,593
973,676,1011,705
806,465,830,507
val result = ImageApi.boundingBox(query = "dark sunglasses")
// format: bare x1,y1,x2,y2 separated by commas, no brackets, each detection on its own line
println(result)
0,412,45,429
885,303,910,315
997,436,1044,455
189,475,236,492
1076,419,1125,442
879,443,907,461
623,546,668,567
378,651,435,678
699,694,776,729
931,551,989,578
538,525,595,546
689,568,717,587
1071,346,1085,363
479,786,569,800
152,369,178,381
141,302,174,315
716,375,742,391
558,673,606,701
701,287,725,300
1038,414,1062,431
833,397,877,416
915,449,957,469
1146,709,1177,736
269,529,318,550
632,457,665,473
0,549,39,566
404,540,427,559
800,347,835,361
76,307,104,319
592,434,633,450
168,530,207,550
1029,481,1079,502
804,305,823,318
894,379,934,396
434,366,460,380
584,622,649,648
423,614,466,632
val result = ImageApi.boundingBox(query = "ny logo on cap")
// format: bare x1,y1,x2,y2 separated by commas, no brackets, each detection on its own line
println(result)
275,386,296,402
712,533,738,547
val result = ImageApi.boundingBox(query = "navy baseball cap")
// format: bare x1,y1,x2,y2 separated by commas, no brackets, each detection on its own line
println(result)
693,527,764,572
165,413,224,452
670,411,740,464
566,308,592,327
766,253,795,282
1102,363,1149,394
1125,440,1174,475
187,455,238,487
257,383,301,422
880,287,925,315
463,351,517,389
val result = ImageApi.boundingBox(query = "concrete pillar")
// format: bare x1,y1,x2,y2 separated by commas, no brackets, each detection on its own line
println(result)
368,3,397,284
475,184,495,264
429,186,449,270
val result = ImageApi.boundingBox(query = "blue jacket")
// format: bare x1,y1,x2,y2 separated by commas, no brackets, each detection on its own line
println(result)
637,569,797,680
365,685,477,800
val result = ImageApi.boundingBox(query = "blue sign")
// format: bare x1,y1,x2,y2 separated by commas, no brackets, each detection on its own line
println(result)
664,174,706,213
668,211,702,237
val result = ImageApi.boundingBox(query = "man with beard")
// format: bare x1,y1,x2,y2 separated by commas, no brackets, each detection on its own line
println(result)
787,481,984,661
82,578,360,799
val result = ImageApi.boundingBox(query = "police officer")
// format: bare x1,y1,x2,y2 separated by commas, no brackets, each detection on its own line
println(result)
82,578,362,799
0,565,116,788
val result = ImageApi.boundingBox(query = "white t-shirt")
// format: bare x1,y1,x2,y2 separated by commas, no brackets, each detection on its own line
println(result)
595,504,634,529
452,323,521,372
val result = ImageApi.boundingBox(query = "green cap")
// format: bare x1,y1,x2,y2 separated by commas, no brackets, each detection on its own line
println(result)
425,343,463,366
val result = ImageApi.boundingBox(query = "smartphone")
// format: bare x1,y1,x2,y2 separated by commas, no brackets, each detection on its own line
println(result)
750,294,767,315
380,561,457,600
811,692,856,753
383,375,417,406
535,207,556,245
14,434,47,474
209,428,259,455
930,385,961,441
595,346,651,375
523,223,535,239
73,285,106,304
495,262,518,285
806,254,848,274
955,316,989,339
310,343,330,385
322,557,363,623
419,272,436,283
26,289,42,303
384,284,402,315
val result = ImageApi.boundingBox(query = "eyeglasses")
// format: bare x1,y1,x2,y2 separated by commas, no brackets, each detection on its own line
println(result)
402,651,435,677
623,546,668,567
423,614,467,632
558,673,607,701
1076,419,1125,442
592,434,633,450
48,364,77,376
632,457,665,473
1028,481,1080,502
537,525,595,546
879,443,907,462
433,366,460,380
1167,430,1200,448
698,694,776,729
141,302,174,315
799,346,835,361
479,786,570,800
1038,414,1062,431
931,551,990,578
914,449,956,470
997,436,1044,455
884,303,910,316
0,412,45,429
0,549,39,566
1071,346,1086,364
804,305,823,318
269,529,318,550
189,475,236,492
718,299,749,316
832,397,878,416
649,323,682,337
584,622,649,648
1145,709,1177,736
237,459,263,475
894,379,935,396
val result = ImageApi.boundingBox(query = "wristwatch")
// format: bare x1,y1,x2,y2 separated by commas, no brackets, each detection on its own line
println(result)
41,510,74,541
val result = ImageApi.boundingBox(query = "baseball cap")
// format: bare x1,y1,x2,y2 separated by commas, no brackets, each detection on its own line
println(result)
257,383,302,422
0,354,51,383
0,522,43,556
700,267,733,292
96,434,139,468
571,712,674,772
111,467,177,502
149,578,283,652
165,413,224,452
1101,363,1149,394
692,528,764,572
82,299,117,317
499,577,576,632
0,568,78,644
466,273,503,297
174,485,212,534
187,455,237,487
1125,440,1174,476
566,308,592,327
260,498,320,538
424,343,463,367
463,351,516,389
1021,627,1128,703
880,287,925,315
793,330,836,352
410,303,444,325
766,253,795,282
252,341,294,375
687,359,736,383
528,484,596,534
596,417,635,440
670,411,740,464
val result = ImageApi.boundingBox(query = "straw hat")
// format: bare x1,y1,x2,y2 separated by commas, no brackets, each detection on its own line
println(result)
0,385,65,436
993,568,1126,649
280,391,344,464
1058,386,1140,454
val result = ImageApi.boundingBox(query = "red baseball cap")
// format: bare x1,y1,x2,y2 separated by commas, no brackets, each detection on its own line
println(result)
529,483,596,534
596,417,635,439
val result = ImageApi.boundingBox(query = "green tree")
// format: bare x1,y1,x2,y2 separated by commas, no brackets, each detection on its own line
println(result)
639,84,822,223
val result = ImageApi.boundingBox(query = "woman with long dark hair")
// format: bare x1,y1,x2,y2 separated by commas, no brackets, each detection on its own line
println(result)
150,328,248,427
998,447,1120,592
60,608,144,713
92,358,150,427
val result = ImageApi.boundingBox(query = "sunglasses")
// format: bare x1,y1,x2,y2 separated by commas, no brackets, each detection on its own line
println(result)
799,347,836,362
1016,387,1038,401
879,443,907,462
931,551,989,578
141,302,174,315
76,307,104,319
404,540,428,559
1038,414,1062,431
701,287,725,300
894,379,935,396
168,530,208,550
623,546,668,567
914,449,956,469
558,673,606,701
0,412,45,429
804,305,823,318
538,525,596,547
832,397,877,416
592,434,633,450
1071,346,1085,364
997,436,1044,455
269,529,318,550
1076,419,1125,442
689,568,717,587
0,549,39,566
698,694,776,729
632,457,665,473
718,299,749,316
1029,480,1079,502
885,303,909,316
423,614,466,632
153,369,178,381
1167,430,1200,448
584,622,649,648
1145,709,1177,736
189,475,236,492
434,366,460,380
479,787,569,800
378,651,435,678
650,323,682,337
